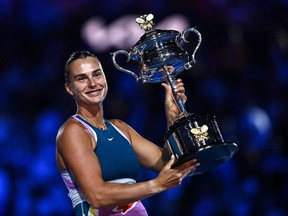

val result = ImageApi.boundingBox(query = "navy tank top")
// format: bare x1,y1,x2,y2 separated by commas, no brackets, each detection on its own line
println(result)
75,115,140,181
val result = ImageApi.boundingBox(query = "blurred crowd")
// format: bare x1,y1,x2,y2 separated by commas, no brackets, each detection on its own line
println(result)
0,0,287,215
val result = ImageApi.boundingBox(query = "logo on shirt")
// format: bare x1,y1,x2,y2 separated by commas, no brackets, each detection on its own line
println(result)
113,201,138,215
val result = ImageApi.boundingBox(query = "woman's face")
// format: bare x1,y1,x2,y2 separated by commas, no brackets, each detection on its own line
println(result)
65,56,108,107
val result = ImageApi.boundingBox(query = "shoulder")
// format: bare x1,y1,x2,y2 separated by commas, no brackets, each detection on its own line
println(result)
57,118,84,139
108,119,138,139
56,117,95,150
108,119,134,132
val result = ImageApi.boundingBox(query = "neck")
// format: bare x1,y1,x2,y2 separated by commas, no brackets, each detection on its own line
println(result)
76,106,106,130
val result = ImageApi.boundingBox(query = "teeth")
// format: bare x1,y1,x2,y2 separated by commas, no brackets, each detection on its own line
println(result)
87,90,101,95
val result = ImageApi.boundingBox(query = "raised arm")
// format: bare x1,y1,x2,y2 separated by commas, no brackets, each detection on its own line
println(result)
121,78,189,172
112,86,197,204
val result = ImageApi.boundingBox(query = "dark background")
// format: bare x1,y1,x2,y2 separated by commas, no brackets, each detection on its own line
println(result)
0,0,287,215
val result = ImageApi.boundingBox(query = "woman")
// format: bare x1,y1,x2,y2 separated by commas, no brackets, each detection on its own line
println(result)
56,51,199,216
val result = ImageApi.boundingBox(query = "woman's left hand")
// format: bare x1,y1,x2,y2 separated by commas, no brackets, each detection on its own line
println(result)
162,78,187,127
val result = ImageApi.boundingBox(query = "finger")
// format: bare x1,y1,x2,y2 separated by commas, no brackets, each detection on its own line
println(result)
181,163,200,177
176,79,184,88
162,82,174,96
161,82,170,91
176,79,183,85
163,155,176,170
174,87,185,94
177,159,199,170
175,92,187,104
174,83,185,94
187,162,200,172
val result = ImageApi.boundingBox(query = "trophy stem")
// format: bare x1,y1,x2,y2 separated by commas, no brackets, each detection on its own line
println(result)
163,65,188,116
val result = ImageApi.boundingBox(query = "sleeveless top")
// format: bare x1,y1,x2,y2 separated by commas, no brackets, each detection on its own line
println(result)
60,114,148,216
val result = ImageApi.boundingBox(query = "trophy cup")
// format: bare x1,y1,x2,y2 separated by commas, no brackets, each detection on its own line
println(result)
111,14,238,175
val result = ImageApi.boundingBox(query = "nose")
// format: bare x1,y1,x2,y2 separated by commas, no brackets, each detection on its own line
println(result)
88,77,97,87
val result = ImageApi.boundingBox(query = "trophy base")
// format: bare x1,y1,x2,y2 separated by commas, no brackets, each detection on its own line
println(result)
171,142,238,175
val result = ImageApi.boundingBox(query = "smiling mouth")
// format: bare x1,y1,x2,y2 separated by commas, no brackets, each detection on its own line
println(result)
86,89,102,96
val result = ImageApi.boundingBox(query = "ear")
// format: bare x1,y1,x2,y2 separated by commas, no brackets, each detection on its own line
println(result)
65,83,74,96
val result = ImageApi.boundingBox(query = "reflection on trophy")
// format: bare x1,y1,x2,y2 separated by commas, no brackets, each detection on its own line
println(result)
111,14,238,175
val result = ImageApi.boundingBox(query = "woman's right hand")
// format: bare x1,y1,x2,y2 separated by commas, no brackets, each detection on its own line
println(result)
152,155,200,191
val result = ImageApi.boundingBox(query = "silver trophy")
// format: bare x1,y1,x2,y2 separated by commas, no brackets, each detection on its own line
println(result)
111,14,238,175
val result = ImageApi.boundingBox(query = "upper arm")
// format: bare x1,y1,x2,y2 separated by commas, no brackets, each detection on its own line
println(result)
56,121,105,199
112,119,166,172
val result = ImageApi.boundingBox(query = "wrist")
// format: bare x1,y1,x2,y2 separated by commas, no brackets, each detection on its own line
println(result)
147,179,164,195
166,113,177,128
166,119,174,128
166,114,178,128
167,111,187,127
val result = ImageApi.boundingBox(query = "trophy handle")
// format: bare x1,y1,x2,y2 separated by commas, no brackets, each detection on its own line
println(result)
178,28,202,70
111,50,140,81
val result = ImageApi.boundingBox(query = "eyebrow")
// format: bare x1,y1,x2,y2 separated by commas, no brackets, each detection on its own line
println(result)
73,69,103,79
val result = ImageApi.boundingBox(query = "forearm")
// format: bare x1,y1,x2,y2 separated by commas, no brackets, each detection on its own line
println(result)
147,143,171,173
86,179,163,208
83,150,196,209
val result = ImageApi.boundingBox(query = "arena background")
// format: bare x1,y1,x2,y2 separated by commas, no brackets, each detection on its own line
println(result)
0,0,287,215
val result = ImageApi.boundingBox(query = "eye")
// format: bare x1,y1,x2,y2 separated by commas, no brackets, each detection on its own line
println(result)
75,76,87,82
93,71,102,78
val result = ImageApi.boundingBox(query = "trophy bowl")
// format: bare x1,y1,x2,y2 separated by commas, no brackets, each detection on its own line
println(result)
129,29,189,83
111,14,201,83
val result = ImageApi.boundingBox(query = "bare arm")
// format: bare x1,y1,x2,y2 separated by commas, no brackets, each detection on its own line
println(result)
56,120,198,209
